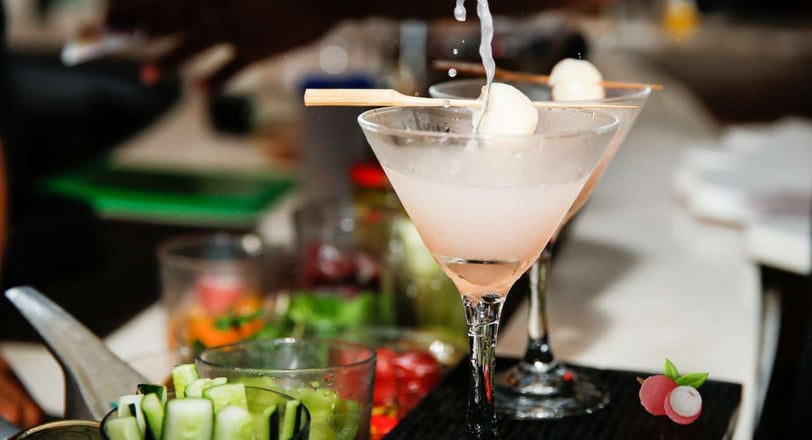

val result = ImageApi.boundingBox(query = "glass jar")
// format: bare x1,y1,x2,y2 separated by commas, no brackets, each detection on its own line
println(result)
350,161,403,257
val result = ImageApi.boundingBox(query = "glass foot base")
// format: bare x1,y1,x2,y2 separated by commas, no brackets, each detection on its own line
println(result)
494,362,609,420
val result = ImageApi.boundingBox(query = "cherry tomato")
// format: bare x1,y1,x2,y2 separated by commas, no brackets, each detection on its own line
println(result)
373,348,398,406
370,413,399,440
195,274,243,314
392,349,442,414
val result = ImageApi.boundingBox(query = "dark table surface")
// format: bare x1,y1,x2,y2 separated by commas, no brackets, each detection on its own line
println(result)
385,357,742,440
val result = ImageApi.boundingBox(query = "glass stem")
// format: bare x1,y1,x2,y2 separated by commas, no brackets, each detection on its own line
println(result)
463,293,504,440
523,240,558,369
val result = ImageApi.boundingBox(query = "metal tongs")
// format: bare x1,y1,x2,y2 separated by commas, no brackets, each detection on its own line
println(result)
4,286,149,421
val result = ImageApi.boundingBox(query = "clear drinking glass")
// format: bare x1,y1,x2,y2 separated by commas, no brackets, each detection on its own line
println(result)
430,78,651,419
157,232,281,355
196,338,376,440
357,105,618,438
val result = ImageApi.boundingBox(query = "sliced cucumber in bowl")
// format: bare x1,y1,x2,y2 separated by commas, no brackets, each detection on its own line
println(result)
101,363,311,440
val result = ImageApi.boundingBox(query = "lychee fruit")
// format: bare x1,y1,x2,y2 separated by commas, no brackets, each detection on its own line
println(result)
664,385,703,424
639,375,678,416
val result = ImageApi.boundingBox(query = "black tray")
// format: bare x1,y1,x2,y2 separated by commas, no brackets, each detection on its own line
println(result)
385,357,742,439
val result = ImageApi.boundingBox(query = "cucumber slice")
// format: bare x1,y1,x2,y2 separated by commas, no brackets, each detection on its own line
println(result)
185,377,230,398
116,394,146,436
184,378,212,398
233,376,278,391
137,384,168,405
172,364,200,398
104,415,143,440
203,383,249,413
162,398,214,440
244,386,281,440
292,387,360,440
251,403,279,440
209,377,229,387
281,399,303,440
140,392,164,440
334,400,361,440
294,387,340,440
213,405,254,440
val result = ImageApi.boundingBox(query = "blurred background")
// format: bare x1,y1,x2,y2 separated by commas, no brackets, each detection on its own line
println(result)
0,0,809,438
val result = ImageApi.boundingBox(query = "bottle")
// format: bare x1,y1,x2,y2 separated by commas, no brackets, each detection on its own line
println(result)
349,160,403,327
350,161,403,254
662,0,700,41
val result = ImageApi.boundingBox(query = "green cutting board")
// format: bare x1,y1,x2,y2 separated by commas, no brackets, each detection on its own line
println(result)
44,158,297,226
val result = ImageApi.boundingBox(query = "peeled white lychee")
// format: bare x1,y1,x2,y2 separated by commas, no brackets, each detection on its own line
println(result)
549,58,604,86
548,58,605,101
475,82,538,135
551,80,605,102
664,385,703,424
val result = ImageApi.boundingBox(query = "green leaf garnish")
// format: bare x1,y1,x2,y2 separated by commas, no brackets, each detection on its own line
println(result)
664,358,680,380
676,372,709,388
213,315,234,331
234,309,262,326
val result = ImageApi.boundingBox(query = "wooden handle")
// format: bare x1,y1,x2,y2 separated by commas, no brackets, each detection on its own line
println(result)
304,89,637,109
304,88,478,107
434,60,663,91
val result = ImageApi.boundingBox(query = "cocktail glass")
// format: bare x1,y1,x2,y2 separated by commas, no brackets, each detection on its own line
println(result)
357,105,618,438
430,78,651,419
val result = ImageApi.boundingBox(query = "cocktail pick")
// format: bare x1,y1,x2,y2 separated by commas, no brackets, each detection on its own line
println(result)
432,59,664,91
5,286,149,421
304,88,637,109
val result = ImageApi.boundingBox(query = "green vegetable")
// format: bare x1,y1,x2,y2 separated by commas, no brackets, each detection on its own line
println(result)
286,291,377,338
203,383,249,413
137,384,167,405
235,378,361,440
292,387,351,440
140,392,164,439
213,405,253,440
184,379,213,399
104,416,142,440
253,404,279,440
104,365,310,440
185,378,227,398
172,364,201,398
116,395,145,436
181,287,389,354
334,400,361,440
162,398,214,440
281,400,303,440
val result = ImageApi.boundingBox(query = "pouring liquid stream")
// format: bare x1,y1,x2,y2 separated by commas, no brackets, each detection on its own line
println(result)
456,0,496,133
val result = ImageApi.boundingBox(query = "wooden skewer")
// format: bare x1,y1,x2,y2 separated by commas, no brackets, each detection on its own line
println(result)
433,60,664,91
304,88,637,109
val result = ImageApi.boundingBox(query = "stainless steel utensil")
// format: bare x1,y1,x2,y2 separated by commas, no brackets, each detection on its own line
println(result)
0,415,19,440
4,286,149,421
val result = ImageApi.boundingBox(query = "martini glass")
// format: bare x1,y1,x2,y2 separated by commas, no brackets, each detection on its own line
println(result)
357,105,618,438
430,79,651,419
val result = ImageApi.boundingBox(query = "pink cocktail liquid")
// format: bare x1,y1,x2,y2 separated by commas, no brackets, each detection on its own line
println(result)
383,164,584,300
